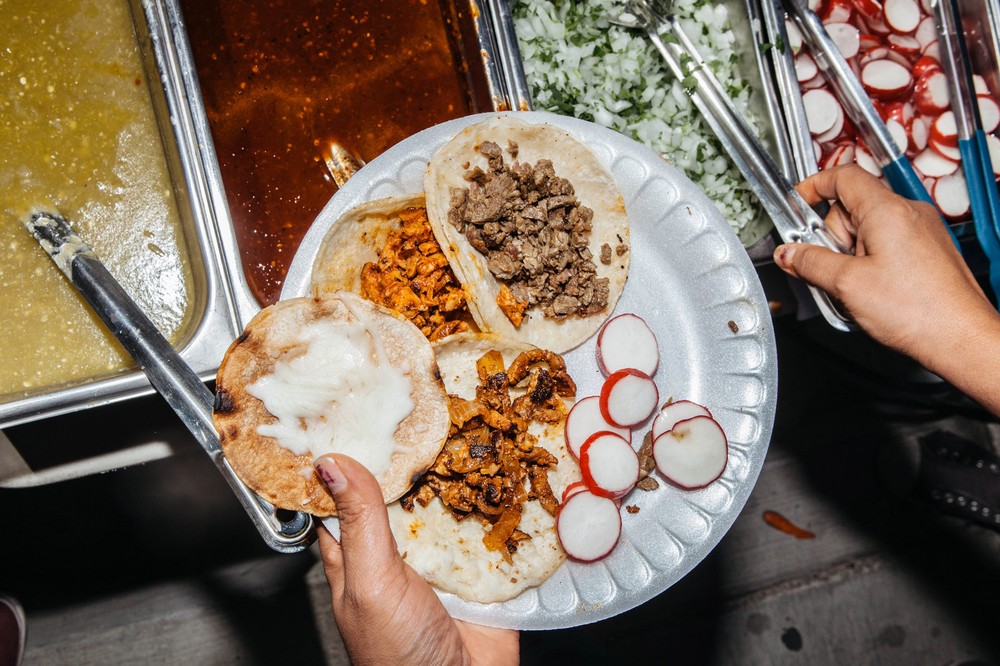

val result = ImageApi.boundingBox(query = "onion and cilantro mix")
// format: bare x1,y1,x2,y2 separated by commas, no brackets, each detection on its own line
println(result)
512,0,764,243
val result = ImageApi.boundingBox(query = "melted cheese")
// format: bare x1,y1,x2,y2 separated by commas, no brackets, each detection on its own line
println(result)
247,318,414,476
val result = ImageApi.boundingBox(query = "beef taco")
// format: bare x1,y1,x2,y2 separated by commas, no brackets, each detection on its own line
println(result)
424,115,630,353
387,332,582,603
213,292,450,516
310,193,476,342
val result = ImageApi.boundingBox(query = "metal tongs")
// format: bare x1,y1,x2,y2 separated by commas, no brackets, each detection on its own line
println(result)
933,0,1000,294
613,0,852,331
24,213,315,553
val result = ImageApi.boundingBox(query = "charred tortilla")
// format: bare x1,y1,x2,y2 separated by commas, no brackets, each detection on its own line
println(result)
213,293,450,516
425,115,629,353
387,333,582,603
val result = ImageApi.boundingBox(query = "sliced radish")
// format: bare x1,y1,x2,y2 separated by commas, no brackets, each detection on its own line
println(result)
987,133,1000,177
809,0,823,10
930,111,958,148
596,313,659,377
860,46,890,67
973,74,990,96
823,142,856,169
580,432,639,499
978,95,1000,133
850,0,883,21
887,33,921,60
855,144,881,175
906,115,929,153
933,170,970,220
565,396,631,458
652,416,728,490
886,118,909,152
561,480,588,504
826,22,861,59
651,400,713,441
859,32,883,51
599,368,658,428
884,101,914,124
921,40,941,63
921,175,938,194
861,58,913,100
786,19,804,55
796,53,819,83
801,75,828,91
815,105,847,143
812,138,823,160
883,47,914,70
884,0,921,33
803,88,842,136
920,0,932,14
911,55,940,79
556,490,621,562
929,136,961,161
914,16,936,49
913,70,950,115
913,147,959,177
821,0,854,24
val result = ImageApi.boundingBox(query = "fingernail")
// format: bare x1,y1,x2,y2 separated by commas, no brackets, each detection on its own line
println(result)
315,456,348,494
774,244,796,268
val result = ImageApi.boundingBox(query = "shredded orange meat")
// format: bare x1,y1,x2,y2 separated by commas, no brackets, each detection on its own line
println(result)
360,207,474,341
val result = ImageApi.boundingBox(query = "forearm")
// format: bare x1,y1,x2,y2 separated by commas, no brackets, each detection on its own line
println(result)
914,306,1000,419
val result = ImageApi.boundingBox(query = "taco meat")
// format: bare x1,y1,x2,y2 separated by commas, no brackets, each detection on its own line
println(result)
446,140,623,325
359,206,474,341
400,347,576,562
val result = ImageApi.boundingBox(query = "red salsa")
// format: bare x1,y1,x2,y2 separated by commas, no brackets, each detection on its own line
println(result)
181,0,491,305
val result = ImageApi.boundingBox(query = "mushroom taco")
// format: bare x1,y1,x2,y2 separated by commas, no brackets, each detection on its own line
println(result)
387,332,582,603
424,115,630,353
213,292,451,516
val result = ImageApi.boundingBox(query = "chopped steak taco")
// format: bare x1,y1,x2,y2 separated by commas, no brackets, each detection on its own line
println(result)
213,292,450,516
424,115,629,353
387,332,582,603
310,193,476,342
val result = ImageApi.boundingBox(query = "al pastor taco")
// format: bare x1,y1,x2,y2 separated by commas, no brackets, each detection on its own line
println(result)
387,332,582,603
424,115,630,353
213,292,450,516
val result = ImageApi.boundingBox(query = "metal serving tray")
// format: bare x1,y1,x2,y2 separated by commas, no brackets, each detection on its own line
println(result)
0,0,526,483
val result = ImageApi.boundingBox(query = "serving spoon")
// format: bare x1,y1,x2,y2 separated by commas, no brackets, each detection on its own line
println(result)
24,212,315,553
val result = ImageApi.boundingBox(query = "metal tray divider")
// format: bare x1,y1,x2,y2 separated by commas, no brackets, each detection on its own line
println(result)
481,0,535,110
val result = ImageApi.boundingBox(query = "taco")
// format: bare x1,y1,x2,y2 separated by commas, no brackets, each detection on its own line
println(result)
424,115,630,353
387,332,582,603
309,193,476,342
213,292,450,516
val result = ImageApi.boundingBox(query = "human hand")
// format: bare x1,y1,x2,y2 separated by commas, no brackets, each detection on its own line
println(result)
774,165,996,364
314,454,520,666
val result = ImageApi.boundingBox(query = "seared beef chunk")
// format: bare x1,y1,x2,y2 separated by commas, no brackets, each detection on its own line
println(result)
447,140,624,324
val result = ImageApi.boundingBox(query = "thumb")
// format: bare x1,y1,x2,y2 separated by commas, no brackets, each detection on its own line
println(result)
314,454,403,597
774,242,854,297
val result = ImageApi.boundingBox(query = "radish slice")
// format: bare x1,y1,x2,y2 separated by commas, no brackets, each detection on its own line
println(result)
821,0,854,24
920,0,932,14
887,33,921,60
860,46,890,67
651,400,713,441
921,40,941,64
861,59,912,100
596,313,659,377
822,142,856,169
826,22,860,59
652,416,728,490
556,491,622,562
914,16,936,49
934,170,970,220
786,19,804,55
886,118,908,152
580,432,639,499
803,89,841,136
911,55,940,79
929,136,961,161
884,0,921,34
978,95,1000,133
913,147,959,177
914,70,950,115
815,105,847,143
796,53,819,83
859,32,883,51
855,144,881,176
599,369,659,427
561,481,588,504
851,0,883,21
907,116,928,153
987,133,1000,177
930,111,958,148
565,396,631,458
974,74,990,96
